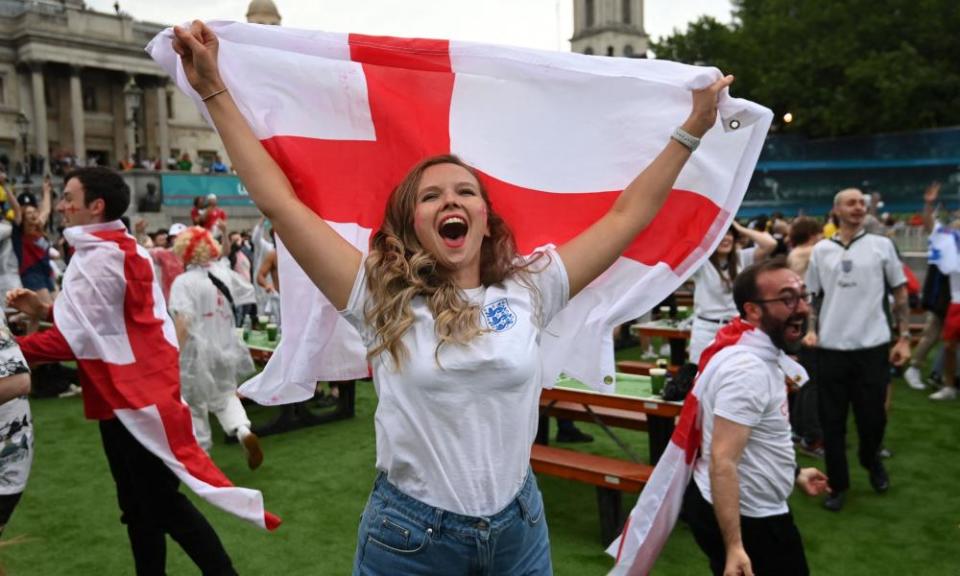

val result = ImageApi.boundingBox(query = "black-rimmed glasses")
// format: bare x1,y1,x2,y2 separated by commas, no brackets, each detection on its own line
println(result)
751,292,813,310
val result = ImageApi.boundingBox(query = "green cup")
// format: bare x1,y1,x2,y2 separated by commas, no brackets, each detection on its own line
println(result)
649,368,667,396
266,323,278,342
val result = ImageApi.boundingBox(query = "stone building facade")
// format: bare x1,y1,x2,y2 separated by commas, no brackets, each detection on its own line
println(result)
0,0,228,178
571,0,649,58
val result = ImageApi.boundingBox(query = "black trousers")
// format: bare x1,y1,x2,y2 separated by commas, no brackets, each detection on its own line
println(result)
99,418,237,576
684,481,809,576
816,345,889,493
791,347,822,444
0,492,23,537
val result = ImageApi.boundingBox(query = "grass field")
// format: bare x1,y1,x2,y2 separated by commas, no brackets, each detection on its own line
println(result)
3,346,959,575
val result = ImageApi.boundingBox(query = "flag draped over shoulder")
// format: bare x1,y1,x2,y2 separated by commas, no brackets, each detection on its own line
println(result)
928,221,960,274
606,318,808,575
57,221,280,531
146,21,772,403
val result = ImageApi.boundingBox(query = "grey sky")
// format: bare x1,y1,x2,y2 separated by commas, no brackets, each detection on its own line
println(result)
87,0,733,51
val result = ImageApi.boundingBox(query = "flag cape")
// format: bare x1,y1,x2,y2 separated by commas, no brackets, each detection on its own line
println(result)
928,221,960,275
147,21,772,402
606,319,808,575
57,220,280,530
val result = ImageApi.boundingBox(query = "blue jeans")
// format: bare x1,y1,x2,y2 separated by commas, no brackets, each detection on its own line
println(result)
353,471,552,575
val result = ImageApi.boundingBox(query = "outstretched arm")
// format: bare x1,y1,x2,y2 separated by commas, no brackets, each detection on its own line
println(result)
556,75,734,299
173,22,360,309
37,175,52,228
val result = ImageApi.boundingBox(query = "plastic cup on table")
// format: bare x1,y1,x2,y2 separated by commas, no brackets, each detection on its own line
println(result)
266,323,278,342
258,315,269,329
649,368,667,396
677,306,690,320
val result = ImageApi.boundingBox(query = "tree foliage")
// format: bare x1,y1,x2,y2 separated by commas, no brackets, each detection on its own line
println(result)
650,0,960,137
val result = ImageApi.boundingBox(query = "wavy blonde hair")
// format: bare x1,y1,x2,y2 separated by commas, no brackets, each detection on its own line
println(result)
364,155,536,367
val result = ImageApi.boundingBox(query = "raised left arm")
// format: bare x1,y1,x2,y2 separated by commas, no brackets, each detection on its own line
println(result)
732,221,777,260
557,75,734,299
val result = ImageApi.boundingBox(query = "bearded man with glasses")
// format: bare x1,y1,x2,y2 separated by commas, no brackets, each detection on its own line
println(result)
684,258,829,576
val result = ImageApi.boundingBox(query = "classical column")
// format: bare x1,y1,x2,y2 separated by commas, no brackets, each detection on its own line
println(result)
69,65,86,163
29,62,49,174
156,81,170,167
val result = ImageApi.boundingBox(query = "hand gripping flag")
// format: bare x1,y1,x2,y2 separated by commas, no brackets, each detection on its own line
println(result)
147,21,772,403
606,318,808,575
56,221,280,530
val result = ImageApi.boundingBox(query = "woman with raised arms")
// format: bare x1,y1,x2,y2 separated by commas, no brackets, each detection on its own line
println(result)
172,21,732,575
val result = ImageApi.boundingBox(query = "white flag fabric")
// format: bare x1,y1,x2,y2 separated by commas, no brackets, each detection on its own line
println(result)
929,221,960,275
147,21,772,403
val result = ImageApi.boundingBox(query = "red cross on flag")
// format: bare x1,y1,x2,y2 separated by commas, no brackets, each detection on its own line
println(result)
147,22,772,404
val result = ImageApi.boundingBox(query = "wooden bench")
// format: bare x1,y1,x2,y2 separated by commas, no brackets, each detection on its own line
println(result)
531,444,653,545
540,399,648,431
616,360,680,376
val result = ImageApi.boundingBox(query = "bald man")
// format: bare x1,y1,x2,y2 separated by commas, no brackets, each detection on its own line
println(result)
803,188,911,512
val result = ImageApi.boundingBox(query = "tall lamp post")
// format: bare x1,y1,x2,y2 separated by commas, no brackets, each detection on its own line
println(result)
123,79,143,165
16,113,30,183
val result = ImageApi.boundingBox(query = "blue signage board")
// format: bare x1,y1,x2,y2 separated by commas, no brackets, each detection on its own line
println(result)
160,173,254,207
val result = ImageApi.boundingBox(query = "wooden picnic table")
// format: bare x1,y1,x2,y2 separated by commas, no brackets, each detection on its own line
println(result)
534,373,682,544
242,330,358,438
631,318,692,367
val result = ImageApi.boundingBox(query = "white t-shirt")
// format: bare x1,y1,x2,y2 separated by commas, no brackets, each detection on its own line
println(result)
342,248,569,516
693,330,795,518
0,317,32,495
806,231,906,350
692,247,756,321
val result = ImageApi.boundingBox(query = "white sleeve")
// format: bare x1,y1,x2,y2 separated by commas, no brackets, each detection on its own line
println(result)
805,245,822,295
712,362,768,427
523,247,570,327
740,247,757,269
339,258,374,346
883,238,907,288
0,318,29,377
167,276,194,318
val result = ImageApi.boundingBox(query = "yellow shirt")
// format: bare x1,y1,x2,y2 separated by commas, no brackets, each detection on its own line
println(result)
823,221,837,239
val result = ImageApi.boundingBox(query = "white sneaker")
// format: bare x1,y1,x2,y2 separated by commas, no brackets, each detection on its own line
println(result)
929,387,958,401
904,367,926,390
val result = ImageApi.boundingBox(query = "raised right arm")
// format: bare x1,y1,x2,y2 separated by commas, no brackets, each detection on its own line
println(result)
173,22,360,309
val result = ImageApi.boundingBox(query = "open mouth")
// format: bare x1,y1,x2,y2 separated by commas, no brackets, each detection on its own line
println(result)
785,317,806,340
438,216,468,248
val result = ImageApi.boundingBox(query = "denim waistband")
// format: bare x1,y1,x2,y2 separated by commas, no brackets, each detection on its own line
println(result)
370,471,540,539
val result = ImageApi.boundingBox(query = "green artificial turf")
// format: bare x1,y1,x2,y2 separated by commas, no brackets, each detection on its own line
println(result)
3,348,959,574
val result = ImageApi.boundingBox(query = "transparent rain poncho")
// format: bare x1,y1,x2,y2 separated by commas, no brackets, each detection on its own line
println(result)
168,261,256,406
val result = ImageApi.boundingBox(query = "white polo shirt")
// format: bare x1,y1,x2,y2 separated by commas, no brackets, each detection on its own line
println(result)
806,230,906,350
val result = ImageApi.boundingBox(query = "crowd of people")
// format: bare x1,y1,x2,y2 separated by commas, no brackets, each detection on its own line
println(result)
0,20,954,576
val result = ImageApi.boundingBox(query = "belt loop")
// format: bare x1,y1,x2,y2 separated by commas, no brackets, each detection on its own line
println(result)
432,508,443,538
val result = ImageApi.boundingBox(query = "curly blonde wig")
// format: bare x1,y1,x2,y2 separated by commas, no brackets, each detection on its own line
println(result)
364,154,539,368
172,226,221,266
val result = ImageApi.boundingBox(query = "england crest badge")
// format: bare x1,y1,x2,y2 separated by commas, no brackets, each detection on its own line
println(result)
841,259,853,273
482,298,517,332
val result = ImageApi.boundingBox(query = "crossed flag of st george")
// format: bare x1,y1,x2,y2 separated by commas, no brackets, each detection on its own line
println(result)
148,21,772,570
